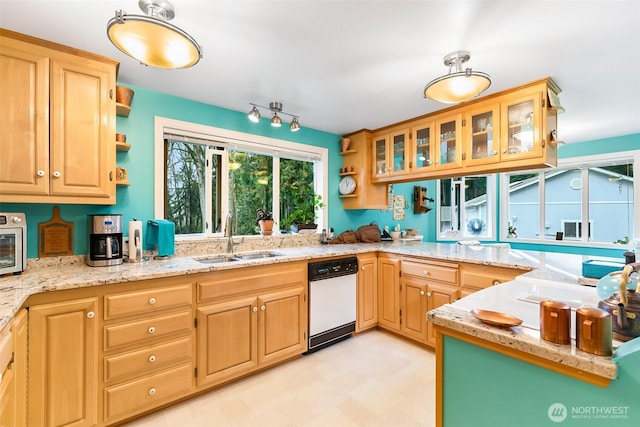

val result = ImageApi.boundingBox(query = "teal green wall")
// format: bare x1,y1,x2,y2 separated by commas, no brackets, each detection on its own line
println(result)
442,335,640,426
0,85,341,258
2,81,637,259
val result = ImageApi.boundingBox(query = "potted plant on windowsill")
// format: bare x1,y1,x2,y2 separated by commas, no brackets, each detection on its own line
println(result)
281,193,325,234
256,209,274,236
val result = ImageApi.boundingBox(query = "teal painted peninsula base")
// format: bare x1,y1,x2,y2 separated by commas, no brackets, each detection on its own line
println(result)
437,332,640,426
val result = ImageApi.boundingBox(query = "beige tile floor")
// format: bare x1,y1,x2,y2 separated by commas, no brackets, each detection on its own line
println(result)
124,330,436,427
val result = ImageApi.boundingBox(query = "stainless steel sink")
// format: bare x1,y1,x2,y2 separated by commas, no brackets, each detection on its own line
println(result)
232,251,283,260
195,251,283,264
195,255,239,264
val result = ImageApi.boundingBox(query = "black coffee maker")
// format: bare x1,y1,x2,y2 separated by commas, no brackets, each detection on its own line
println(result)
86,214,123,267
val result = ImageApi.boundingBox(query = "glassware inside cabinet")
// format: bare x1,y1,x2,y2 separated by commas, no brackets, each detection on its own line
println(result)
374,136,386,174
507,100,534,154
439,120,457,165
470,111,494,159
392,133,406,173
415,127,431,168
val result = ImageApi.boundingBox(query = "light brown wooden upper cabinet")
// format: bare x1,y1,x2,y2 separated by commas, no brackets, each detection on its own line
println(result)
410,119,436,174
356,78,561,184
461,101,501,167
340,130,388,210
0,29,118,204
434,112,463,171
372,127,411,181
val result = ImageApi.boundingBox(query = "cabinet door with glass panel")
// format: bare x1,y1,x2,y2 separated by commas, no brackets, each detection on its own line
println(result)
462,103,500,167
434,113,463,171
410,119,435,174
500,90,543,161
372,128,410,180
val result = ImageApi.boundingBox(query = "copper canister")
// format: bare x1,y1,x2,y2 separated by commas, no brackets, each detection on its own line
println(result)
576,307,612,356
540,300,571,344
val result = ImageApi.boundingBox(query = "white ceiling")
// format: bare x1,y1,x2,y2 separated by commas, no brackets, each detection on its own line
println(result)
2,1,639,143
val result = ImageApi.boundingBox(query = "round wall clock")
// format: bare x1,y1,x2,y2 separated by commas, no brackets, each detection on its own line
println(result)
339,176,357,195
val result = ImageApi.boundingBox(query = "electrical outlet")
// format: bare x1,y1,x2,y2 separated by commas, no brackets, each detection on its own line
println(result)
123,237,129,254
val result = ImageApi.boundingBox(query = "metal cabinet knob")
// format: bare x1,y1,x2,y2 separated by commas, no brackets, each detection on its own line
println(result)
37,170,45,177
501,148,507,153
420,290,425,296
149,355,156,362
361,266,365,270
149,297,156,305
253,306,258,312
423,270,429,276
148,388,156,395
52,171,61,178
426,292,432,297
492,150,497,155
148,326,155,334
87,311,95,319
261,305,266,311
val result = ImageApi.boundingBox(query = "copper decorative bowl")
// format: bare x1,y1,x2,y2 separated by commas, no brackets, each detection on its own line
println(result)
116,86,134,106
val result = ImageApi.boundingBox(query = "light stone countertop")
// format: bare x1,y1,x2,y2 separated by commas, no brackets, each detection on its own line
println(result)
0,238,611,335
428,304,619,380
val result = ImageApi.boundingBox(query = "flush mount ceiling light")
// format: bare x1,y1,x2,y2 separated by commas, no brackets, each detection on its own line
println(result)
247,102,301,132
423,51,491,104
107,0,202,69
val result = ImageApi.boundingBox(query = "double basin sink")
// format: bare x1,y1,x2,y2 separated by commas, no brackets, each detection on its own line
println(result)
194,251,284,264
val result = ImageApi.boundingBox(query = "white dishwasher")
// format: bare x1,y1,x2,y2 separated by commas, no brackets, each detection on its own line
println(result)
305,257,358,353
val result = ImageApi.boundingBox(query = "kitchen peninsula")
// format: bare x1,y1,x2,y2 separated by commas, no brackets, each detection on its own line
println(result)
1,239,637,426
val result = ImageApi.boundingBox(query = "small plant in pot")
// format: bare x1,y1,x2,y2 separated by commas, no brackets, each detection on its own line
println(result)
281,193,325,233
256,209,274,236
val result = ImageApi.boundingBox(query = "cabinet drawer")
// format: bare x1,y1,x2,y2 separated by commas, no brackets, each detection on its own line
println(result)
104,336,193,383
104,363,192,422
104,283,192,320
460,264,522,292
402,260,457,284
104,310,192,351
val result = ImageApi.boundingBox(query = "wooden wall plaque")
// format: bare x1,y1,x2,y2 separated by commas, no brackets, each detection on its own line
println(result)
39,206,74,257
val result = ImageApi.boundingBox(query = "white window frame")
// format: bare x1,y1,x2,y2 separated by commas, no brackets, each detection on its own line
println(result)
500,150,640,247
154,117,328,239
436,175,495,241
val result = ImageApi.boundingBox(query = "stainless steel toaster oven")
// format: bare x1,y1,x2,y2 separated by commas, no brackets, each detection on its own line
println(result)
0,213,26,276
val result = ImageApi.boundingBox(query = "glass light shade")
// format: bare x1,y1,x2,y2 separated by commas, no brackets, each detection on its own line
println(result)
271,113,282,127
248,106,261,123
424,71,491,104
107,13,201,69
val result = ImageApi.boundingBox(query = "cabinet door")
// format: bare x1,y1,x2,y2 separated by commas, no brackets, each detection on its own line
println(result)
463,103,500,166
0,37,49,196
500,90,543,161
426,283,459,346
29,298,99,427
196,297,258,388
400,276,429,343
357,254,378,332
372,132,388,179
388,128,409,177
377,256,401,331
258,285,307,366
50,53,115,200
411,119,435,173
434,113,463,170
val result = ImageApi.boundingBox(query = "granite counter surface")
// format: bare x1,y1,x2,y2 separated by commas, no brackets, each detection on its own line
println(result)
0,240,605,331
428,304,618,380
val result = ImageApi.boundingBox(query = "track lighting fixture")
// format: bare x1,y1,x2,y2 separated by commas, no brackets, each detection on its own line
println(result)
247,102,301,132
